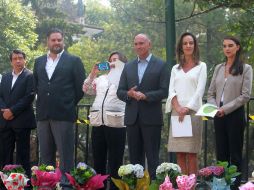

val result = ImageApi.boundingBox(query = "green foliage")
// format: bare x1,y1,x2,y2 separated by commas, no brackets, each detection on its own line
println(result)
70,163,95,185
2,165,26,176
0,0,39,72
216,161,241,185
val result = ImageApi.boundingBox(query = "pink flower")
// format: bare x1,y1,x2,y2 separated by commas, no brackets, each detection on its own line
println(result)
3,165,22,171
176,174,196,190
159,175,173,190
208,166,224,176
239,182,254,190
198,167,212,177
31,168,61,188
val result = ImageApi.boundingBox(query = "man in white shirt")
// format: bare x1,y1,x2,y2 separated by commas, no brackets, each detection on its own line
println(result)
0,49,36,181
33,28,86,189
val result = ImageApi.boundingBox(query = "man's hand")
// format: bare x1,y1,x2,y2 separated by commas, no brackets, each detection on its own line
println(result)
1,109,14,120
127,86,138,99
127,86,147,101
135,91,147,101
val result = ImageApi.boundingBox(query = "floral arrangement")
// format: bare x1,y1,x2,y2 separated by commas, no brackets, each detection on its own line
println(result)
198,161,240,190
159,174,196,190
239,182,254,190
150,162,181,189
65,162,108,190
198,165,224,182
0,164,29,190
176,174,196,190
112,164,150,190
159,175,173,190
239,170,254,190
31,164,62,190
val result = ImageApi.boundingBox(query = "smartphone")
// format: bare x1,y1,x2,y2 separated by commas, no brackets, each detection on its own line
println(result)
97,61,110,71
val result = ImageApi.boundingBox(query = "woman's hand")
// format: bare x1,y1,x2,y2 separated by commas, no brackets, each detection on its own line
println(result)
177,107,189,122
216,108,225,117
90,64,99,78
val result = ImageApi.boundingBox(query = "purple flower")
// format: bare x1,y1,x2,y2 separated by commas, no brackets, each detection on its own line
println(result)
77,162,88,170
198,167,212,177
212,166,224,176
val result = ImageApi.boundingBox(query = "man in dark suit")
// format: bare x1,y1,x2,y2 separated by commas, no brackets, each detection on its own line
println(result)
33,28,86,189
0,49,36,178
117,33,169,179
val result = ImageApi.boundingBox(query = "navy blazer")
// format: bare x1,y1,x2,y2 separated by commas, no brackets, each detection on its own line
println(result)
33,51,86,122
117,55,169,126
0,68,36,129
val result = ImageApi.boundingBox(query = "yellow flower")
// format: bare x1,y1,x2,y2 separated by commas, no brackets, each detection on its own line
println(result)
46,165,55,171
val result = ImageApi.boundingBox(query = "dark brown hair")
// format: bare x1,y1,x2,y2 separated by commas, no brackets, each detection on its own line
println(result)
108,51,128,63
176,32,200,68
9,49,26,61
47,28,64,38
223,36,243,75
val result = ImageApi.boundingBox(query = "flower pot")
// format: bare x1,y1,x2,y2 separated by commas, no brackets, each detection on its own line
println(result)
195,181,211,190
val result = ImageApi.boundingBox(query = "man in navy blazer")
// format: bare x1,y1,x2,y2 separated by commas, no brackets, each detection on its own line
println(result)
33,28,86,189
0,49,36,178
117,34,169,179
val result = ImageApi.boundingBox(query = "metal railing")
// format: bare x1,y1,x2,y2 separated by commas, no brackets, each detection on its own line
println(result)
31,98,254,181
73,98,254,181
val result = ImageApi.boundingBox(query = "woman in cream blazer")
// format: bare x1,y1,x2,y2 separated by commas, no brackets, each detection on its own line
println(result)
207,36,253,189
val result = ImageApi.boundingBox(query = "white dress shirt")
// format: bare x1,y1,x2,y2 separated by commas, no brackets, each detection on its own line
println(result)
165,61,207,113
45,50,64,79
11,69,24,88
137,53,152,84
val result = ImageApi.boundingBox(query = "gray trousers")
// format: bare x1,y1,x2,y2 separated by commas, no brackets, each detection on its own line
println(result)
37,120,74,173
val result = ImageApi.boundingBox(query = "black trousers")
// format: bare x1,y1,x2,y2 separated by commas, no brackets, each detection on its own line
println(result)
0,126,31,178
214,106,245,189
92,125,126,190
127,118,161,180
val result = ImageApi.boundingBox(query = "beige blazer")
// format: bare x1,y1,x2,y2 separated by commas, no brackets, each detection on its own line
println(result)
207,63,253,115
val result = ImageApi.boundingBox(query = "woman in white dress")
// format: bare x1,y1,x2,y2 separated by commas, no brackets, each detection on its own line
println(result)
165,32,207,175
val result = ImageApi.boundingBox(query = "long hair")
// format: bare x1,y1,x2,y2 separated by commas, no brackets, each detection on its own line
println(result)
176,32,200,69
223,36,243,75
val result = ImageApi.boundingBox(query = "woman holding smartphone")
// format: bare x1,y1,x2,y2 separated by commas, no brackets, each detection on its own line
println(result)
207,36,252,189
83,51,127,190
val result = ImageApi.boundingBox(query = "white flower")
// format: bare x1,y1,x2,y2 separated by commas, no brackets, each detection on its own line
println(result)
31,166,38,172
133,164,144,178
77,162,88,170
56,182,62,190
118,164,134,177
156,162,181,175
252,171,254,178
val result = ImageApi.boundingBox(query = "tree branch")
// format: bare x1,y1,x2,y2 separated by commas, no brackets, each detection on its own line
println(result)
112,2,245,24
176,4,223,22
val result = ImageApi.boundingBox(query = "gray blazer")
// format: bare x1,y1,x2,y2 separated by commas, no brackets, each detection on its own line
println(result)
207,63,253,115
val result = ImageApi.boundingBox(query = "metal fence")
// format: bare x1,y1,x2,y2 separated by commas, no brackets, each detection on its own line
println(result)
31,98,254,182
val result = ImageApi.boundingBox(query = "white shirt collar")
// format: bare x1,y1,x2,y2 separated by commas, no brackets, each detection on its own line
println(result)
12,68,24,77
47,49,64,60
137,53,152,62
